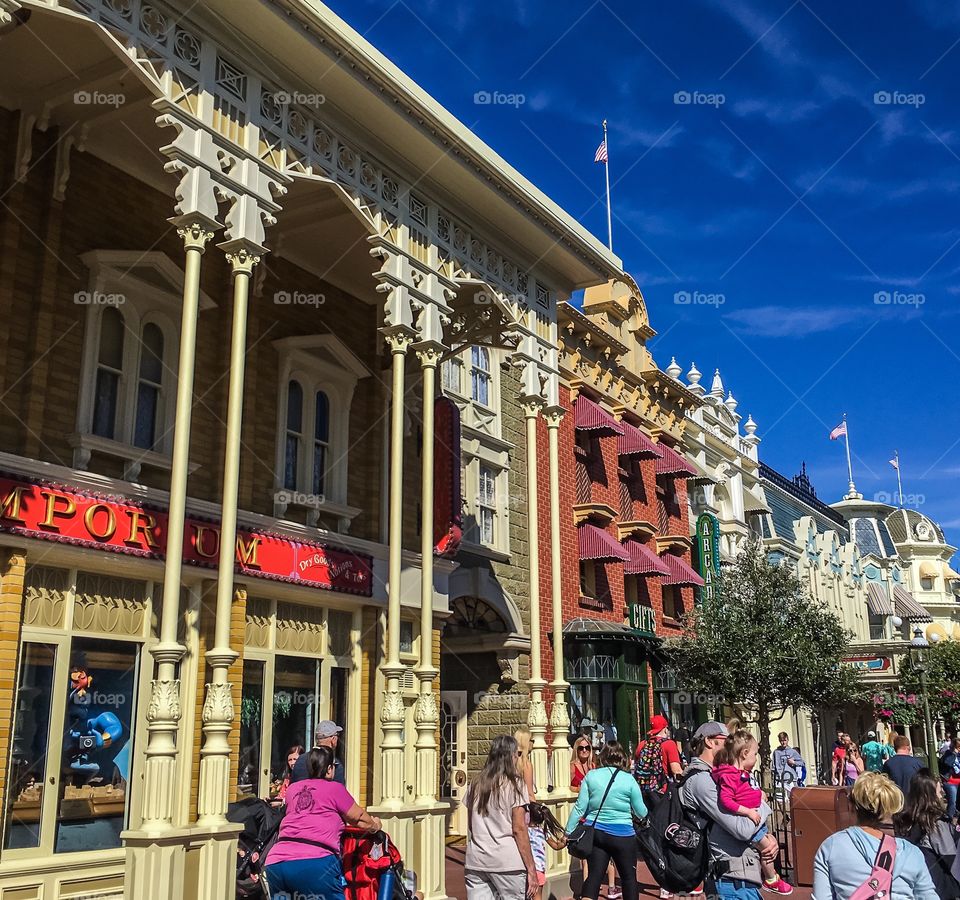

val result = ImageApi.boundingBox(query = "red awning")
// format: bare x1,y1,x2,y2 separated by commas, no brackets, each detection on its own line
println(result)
574,395,624,435
618,422,663,459
655,443,697,478
624,540,671,576
578,524,630,562
660,553,705,586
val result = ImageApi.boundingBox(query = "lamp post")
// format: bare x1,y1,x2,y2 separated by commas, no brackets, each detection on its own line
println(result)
908,625,938,766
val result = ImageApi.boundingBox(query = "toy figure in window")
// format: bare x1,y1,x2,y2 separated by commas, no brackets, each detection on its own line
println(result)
64,658,128,787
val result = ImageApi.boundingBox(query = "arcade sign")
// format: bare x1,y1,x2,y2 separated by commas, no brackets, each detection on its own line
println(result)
696,512,721,600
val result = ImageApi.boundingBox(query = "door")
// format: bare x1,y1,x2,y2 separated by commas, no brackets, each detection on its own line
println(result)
440,690,468,836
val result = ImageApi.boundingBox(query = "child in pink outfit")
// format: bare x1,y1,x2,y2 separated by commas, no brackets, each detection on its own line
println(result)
712,730,793,895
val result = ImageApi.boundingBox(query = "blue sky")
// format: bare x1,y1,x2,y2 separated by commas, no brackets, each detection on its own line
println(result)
329,0,960,555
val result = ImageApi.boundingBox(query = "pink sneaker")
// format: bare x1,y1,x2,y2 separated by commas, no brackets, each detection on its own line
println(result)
762,878,793,895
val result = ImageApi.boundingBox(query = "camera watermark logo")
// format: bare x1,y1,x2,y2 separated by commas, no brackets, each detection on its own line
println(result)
873,90,924,108
74,90,126,108
473,90,526,108
673,691,726,706
873,290,924,307
674,90,725,108
91,691,127,708
675,290,725,307
74,290,125,306
274,290,326,307
277,490,325,507
274,90,325,108
874,490,925,506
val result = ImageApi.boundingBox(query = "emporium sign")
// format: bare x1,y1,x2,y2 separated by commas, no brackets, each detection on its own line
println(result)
696,512,721,600
0,474,373,596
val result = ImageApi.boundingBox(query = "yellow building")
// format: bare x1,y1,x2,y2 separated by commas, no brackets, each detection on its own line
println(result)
0,2,622,897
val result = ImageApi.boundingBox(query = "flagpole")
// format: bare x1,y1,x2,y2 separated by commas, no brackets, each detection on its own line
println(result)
842,413,857,499
895,451,904,508
602,119,613,251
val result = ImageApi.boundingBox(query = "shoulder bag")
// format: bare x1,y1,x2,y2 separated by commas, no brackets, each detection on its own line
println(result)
567,768,620,860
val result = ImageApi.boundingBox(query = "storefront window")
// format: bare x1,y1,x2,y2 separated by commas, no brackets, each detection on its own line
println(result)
270,656,320,785
239,660,264,796
4,643,56,851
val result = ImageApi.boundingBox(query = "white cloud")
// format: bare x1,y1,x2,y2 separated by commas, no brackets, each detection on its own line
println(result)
723,304,866,337
731,97,821,124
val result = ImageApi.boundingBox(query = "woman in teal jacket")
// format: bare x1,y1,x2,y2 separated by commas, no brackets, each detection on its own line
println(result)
566,742,647,900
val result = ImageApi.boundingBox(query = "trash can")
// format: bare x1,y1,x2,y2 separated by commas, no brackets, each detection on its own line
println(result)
790,786,855,886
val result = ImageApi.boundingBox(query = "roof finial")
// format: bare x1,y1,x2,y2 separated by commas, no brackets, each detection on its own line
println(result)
666,356,682,379
725,390,738,413
710,368,724,398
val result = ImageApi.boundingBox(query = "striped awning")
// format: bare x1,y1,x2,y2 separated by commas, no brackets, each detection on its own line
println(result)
624,540,671,576
655,443,697,478
660,553,705,587
618,422,663,459
893,586,933,623
866,583,893,617
578,523,630,562
686,456,717,486
574,395,623,435
943,562,960,583
919,561,940,579
743,491,770,515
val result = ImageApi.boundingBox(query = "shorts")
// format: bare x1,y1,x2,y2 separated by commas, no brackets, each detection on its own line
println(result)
752,823,768,842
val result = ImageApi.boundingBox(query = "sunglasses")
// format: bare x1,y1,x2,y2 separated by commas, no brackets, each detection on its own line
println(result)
576,745,591,752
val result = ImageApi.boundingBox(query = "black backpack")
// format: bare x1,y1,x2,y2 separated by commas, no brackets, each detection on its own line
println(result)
227,796,284,900
635,774,711,894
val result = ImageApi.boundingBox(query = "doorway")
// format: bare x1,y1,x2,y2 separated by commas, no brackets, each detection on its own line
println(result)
440,690,468,836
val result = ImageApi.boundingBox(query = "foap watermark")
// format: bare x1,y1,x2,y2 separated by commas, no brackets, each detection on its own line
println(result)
91,691,127,708
674,90,725,108
874,290,924,307
277,490,325,506
673,691,726,707
473,90,526,108
274,90,325,108
674,290,725,307
874,491,925,506
74,290,125,306
74,90,126,108
275,290,326,307
874,90,925,108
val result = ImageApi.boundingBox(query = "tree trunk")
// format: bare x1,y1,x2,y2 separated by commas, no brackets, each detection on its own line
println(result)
757,697,772,788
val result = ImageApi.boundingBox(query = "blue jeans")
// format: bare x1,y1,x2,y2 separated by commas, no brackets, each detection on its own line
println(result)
710,876,762,899
752,823,768,842
265,855,346,900
945,782,958,820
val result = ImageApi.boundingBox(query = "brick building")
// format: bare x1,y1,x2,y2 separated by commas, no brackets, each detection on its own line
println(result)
546,277,704,757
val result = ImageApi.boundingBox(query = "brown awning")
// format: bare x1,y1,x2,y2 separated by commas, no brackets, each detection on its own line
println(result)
660,553,705,587
743,491,770,515
893,585,933,623
574,395,623,435
618,422,662,459
578,523,630,562
655,444,697,478
623,540,671,576
918,561,940,580
866,583,893,617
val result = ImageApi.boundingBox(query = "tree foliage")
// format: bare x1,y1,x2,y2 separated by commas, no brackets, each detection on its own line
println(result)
899,640,960,727
668,540,862,769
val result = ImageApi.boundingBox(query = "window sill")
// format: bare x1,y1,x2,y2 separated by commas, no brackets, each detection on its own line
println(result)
273,490,361,531
68,432,198,483
458,540,510,563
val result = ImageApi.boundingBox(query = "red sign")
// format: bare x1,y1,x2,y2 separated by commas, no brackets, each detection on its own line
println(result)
433,396,462,558
0,474,372,596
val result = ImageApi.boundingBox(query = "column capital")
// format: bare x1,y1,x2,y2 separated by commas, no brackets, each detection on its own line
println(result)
543,405,566,428
521,397,544,419
381,326,416,355
171,213,219,253
414,341,445,368
219,239,265,276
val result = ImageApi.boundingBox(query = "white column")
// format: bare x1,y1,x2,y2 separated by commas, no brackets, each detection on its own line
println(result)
523,398,549,790
544,406,571,790
380,327,414,808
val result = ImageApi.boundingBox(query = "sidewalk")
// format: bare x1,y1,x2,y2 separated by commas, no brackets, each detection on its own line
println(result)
443,842,813,900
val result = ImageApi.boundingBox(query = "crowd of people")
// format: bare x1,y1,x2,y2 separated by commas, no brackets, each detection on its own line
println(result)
462,717,960,900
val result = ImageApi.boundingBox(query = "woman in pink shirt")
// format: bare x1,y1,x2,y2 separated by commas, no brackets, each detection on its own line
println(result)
712,730,793,895
265,746,381,900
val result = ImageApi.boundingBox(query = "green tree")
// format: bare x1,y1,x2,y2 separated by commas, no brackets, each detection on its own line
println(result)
899,640,960,730
669,540,863,773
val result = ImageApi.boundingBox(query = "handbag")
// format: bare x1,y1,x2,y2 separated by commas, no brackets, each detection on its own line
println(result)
567,769,620,860
848,831,897,900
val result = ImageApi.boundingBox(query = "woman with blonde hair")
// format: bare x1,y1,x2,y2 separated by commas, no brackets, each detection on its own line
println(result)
514,728,549,899
812,771,937,898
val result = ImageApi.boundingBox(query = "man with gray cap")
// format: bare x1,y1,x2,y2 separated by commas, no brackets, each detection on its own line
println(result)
290,720,346,785
679,721,779,899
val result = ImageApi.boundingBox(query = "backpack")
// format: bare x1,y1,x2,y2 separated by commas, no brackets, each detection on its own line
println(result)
848,832,896,900
226,796,284,900
634,738,667,793
635,775,711,894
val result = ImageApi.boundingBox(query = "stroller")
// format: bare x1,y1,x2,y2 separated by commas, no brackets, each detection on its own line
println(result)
227,796,284,900
342,827,418,900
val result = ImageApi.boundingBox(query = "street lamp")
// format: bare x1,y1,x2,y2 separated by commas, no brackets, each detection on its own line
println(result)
908,625,938,766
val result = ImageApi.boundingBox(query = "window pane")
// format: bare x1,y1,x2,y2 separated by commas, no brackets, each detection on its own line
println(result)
98,307,124,369
471,346,489,372
480,508,494,545
284,436,299,491
133,383,158,450
271,656,320,785
138,323,164,384
471,370,490,406
239,659,264,798
55,638,139,853
442,358,461,393
329,667,348,775
4,643,56,850
286,381,303,433
312,444,326,496
92,370,119,439
315,391,329,442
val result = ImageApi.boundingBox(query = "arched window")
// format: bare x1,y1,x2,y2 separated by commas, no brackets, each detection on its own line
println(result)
442,356,463,394
284,380,303,491
92,307,125,439
313,390,329,496
133,323,164,450
470,346,490,406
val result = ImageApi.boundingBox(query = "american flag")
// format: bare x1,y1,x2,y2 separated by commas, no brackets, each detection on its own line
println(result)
829,420,847,440
594,139,608,163
889,455,899,470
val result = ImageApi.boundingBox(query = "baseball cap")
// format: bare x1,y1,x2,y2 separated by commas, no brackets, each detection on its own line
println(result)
693,721,729,740
314,720,343,741
648,714,670,735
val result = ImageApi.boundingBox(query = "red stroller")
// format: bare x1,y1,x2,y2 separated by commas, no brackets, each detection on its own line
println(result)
342,828,417,900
